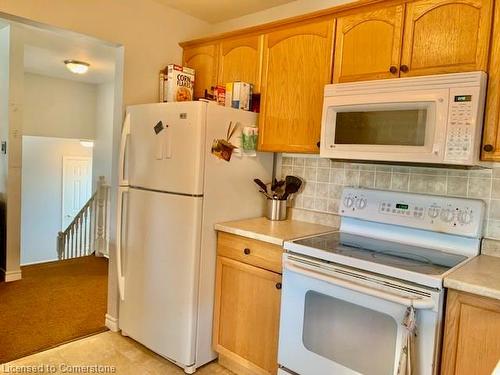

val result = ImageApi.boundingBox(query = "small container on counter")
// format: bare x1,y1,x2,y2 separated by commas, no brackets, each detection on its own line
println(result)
266,198,287,221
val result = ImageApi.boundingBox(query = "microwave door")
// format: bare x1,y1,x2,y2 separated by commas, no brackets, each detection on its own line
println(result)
320,91,449,164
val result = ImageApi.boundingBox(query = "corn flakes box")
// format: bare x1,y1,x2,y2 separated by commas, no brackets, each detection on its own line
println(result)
164,64,195,102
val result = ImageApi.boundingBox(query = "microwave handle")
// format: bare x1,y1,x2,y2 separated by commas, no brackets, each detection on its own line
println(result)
285,259,435,310
321,106,336,150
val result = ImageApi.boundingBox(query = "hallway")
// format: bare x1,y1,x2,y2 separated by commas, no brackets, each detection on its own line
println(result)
0,256,108,363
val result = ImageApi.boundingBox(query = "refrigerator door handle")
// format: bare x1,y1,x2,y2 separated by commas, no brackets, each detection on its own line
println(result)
119,113,131,186
116,186,129,301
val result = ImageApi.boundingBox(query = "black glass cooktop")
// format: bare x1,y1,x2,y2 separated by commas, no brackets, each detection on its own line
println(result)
292,232,468,276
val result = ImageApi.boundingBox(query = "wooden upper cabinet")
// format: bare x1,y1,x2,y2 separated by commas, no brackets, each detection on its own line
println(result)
481,0,500,160
218,35,263,92
401,0,493,77
183,43,218,100
333,5,405,82
259,19,335,153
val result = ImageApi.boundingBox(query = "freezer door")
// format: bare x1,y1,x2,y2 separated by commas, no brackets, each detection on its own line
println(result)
127,102,206,195
119,187,203,366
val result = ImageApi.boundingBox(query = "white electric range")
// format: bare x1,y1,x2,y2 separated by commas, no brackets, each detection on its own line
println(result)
278,187,485,375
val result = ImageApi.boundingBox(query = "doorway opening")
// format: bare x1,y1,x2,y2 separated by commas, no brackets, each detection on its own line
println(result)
0,15,123,364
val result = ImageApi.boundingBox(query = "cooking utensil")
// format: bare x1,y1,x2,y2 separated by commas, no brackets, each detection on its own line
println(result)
254,178,268,193
271,178,285,191
282,175,302,200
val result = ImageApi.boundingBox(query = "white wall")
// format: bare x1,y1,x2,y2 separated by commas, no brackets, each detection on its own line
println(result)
211,0,351,33
21,136,92,265
0,24,24,281
23,73,97,139
92,81,114,188
0,26,9,272
0,0,211,319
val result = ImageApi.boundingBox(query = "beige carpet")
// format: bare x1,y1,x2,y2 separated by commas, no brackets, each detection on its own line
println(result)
0,256,108,364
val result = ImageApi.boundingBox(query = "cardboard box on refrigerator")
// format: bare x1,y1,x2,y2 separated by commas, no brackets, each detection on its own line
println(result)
231,82,253,110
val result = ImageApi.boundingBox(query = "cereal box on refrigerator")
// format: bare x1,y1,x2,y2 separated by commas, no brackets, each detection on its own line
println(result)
213,85,226,106
231,82,253,110
164,64,195,102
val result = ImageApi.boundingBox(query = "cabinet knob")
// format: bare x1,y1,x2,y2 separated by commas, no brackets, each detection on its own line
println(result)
316,141,320,148
389,66,398,74
275,282,282,290
243,248,251,255
483,144,495,152
400,65,409,73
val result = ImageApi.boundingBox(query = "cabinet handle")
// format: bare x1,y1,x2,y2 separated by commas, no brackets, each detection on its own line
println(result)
275,282,282,290
483,144,495,152
400,65,409,73
243,248,251,255
389,66,398,74
316,141,320,148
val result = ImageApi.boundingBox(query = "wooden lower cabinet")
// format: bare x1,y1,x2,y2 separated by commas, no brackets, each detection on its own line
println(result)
441,289,500,375
213,233,283,375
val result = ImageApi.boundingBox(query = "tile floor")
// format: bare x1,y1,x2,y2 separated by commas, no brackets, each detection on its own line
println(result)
1,331,233,374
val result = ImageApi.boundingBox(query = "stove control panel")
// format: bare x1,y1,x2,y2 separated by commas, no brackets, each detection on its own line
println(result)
340,187,485,238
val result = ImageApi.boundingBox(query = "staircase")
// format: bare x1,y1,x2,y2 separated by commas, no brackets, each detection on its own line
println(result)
57,176,110,260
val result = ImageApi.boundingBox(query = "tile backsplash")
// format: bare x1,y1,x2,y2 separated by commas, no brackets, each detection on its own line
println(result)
280,155,500,240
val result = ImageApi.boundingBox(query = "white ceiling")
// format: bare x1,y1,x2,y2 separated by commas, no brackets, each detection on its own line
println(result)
18,24,116,84
155,0,296,23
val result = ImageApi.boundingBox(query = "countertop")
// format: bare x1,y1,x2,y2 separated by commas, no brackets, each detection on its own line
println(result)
214,217,336,246
444,255,500,300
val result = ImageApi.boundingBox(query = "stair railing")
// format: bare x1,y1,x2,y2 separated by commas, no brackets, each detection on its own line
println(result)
57,176,111,260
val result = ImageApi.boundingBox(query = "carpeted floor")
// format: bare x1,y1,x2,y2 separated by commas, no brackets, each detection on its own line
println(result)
0,256,108,364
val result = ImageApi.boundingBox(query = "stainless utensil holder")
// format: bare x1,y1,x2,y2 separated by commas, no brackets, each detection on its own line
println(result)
266,199,287,221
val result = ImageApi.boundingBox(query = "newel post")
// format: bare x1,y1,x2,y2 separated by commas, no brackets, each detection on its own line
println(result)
95,176,106,256
57,231,65,260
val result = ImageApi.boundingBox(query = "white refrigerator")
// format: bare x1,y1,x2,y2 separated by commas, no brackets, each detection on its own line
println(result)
116,101,273,374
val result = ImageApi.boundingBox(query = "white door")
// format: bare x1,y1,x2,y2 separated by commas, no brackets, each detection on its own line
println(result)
62,156,92,230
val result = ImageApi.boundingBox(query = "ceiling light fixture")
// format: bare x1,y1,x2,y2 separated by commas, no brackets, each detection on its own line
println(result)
64,60,90,74
80,140,94,148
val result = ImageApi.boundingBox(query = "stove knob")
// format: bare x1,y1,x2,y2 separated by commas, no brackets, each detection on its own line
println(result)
428,207,440,219
458,210,473,224
344,196,354,208
356,198,367,209
440,208,455,223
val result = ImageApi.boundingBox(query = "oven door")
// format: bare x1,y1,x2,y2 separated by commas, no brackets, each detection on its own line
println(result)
278,255,440,375
320,89,449,164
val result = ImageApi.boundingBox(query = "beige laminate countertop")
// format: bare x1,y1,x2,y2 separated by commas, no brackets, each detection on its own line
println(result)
444,255,500,300
214,217,336,246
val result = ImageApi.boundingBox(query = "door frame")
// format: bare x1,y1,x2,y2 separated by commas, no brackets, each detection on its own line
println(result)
61,156,93,231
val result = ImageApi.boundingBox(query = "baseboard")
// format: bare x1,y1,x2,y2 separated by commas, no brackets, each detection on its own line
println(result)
0,268,22,282
105,314,119,332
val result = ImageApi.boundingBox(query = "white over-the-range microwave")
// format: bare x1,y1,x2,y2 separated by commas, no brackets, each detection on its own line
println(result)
320,71,487,166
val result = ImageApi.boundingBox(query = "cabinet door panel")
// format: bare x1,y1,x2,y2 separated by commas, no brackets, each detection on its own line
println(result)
183,44,218,100
333,6,404,82
213,256,281,375
442,290,500,375
219,35,263,92
259,19,335,153
401,0,493,76
481,0,500,160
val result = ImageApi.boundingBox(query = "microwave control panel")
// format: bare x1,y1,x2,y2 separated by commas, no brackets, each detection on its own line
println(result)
444,87,481,163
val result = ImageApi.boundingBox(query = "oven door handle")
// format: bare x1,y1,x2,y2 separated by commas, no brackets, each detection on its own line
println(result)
285,260,435,310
